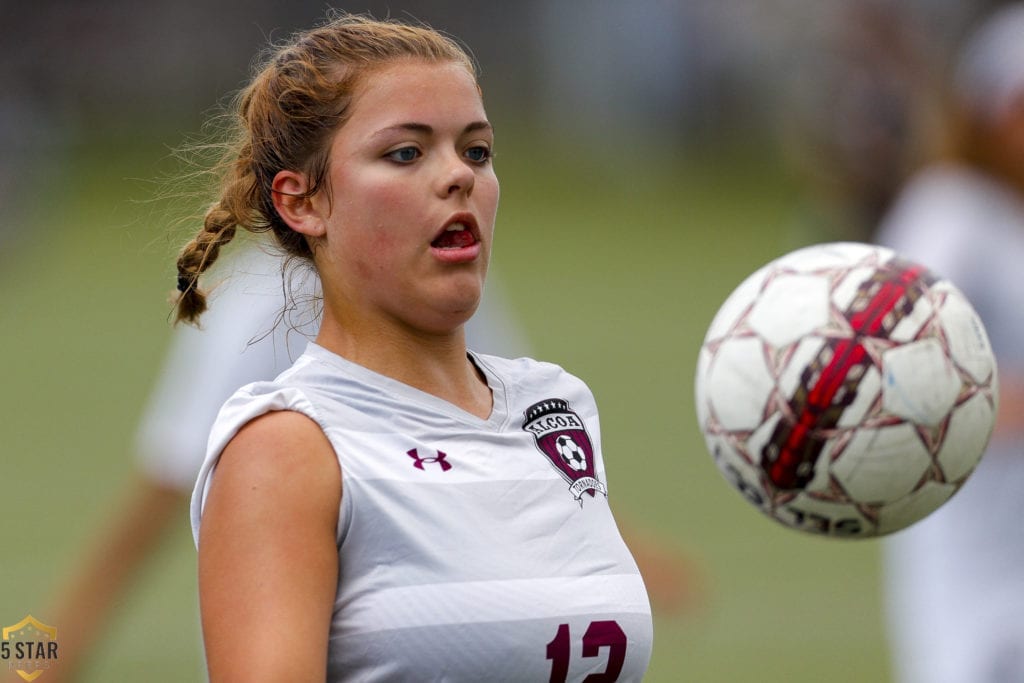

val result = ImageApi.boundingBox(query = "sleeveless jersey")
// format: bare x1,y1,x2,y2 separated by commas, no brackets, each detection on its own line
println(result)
191,343,653,682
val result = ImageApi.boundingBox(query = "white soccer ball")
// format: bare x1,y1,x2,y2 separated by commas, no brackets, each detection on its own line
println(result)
694,242,998,537
555,434,587,472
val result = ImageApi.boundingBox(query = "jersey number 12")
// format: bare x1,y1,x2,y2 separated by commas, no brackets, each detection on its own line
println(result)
546,620,627,682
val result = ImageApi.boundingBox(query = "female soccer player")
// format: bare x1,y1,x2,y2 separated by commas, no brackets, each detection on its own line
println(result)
181,13,653,682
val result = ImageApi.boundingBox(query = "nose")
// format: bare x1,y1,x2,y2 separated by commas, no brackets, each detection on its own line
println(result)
437,152,475,198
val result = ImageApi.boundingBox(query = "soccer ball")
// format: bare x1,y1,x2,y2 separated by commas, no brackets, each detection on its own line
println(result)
555,434,587,472
694,242,998,538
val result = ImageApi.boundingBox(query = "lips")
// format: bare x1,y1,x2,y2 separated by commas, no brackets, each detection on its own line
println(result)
429,214,482,264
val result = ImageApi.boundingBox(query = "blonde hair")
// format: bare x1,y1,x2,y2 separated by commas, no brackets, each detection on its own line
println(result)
173,12,476,325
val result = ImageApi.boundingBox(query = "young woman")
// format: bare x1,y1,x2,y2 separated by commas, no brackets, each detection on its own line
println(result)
181,14,653,682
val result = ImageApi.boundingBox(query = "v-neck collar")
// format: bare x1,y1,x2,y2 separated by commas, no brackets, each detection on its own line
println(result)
304,342,510,430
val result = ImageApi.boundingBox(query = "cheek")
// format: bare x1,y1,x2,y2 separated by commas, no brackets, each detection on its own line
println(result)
332,174,411,255
353,212,420,284
479,177,501,236
344,226,399,282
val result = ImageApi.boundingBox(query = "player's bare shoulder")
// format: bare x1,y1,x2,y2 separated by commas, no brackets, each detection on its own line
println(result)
209,411,341,524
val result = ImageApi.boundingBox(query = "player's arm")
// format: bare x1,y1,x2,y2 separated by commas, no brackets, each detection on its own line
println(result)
995,372,1024,435
197,410,341,683
617,521,703,617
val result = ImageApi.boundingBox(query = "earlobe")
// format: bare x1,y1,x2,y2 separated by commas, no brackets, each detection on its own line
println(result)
271,170,326,237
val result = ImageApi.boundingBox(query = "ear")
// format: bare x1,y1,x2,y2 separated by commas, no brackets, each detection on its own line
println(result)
272,170,326,237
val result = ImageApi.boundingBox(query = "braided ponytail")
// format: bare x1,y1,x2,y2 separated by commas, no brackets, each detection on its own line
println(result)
173,203,238,324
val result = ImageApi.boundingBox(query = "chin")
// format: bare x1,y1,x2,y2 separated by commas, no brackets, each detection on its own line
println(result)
438,301,481,333
407,299,479,338
410,276,483,331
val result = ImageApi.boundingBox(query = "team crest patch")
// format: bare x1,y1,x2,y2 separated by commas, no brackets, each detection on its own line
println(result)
523,399,607,504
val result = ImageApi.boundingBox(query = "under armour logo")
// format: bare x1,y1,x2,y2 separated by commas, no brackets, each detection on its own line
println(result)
407,448,453,472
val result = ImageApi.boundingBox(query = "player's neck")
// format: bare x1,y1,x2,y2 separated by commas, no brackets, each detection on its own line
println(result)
315,315,493,419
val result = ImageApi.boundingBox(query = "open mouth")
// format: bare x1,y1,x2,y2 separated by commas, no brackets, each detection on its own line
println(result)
431,222,478,250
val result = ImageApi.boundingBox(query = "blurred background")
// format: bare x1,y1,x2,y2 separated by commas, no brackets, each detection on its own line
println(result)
0,0,1010,680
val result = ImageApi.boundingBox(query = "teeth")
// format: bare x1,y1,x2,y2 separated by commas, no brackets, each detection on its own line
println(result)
446,223,467,231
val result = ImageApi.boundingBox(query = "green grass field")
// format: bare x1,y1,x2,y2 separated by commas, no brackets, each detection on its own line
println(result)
0,132,892,681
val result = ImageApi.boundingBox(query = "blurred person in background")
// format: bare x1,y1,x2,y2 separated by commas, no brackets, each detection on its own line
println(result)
876,4,1024,682
26,240,533,682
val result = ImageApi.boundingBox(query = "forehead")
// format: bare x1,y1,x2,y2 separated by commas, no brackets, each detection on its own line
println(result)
345,60,486,130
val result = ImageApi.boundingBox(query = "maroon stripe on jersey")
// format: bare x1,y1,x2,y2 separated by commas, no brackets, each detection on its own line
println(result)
762,261,930,490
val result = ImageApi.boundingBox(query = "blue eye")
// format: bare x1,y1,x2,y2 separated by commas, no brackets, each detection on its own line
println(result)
387,147,420,163
465,146,492,163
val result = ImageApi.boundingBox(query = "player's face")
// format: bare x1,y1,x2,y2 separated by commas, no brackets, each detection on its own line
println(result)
315,59,498,335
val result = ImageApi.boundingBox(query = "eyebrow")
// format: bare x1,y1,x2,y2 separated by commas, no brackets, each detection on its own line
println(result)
371,121,493,139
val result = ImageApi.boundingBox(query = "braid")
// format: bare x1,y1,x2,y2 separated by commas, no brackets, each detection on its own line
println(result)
173,203,238,325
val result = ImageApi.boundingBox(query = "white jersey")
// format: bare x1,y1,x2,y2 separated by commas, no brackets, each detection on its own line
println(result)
135,244,531,491
191,344,653,682
878,164,1024,683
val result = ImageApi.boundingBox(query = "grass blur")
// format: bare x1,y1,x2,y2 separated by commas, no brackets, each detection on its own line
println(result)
0,130,890,682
